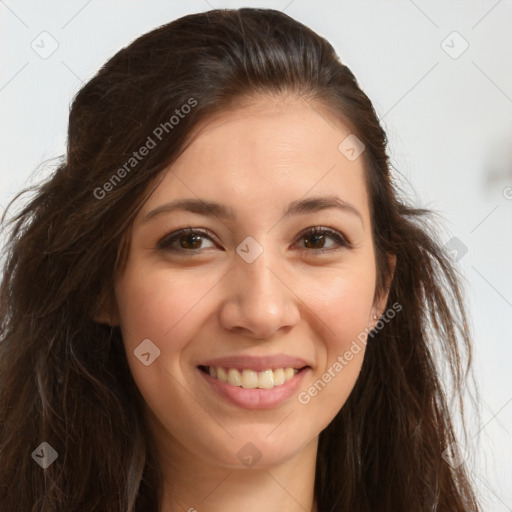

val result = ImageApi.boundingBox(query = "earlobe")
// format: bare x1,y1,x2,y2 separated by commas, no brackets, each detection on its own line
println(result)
387,253,397,287
371,253,397,328
92,290,119,327
370,311,381,331
382,253,396,302
371,311,378,330
92,311,119,327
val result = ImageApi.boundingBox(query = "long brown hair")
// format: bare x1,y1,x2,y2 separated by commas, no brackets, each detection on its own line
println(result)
0,8,479,511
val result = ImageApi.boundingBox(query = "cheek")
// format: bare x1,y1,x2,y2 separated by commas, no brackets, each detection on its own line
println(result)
295,264,375,417
113,263,221,421
114,262,224,402
304,260,377,347
115,263,220,350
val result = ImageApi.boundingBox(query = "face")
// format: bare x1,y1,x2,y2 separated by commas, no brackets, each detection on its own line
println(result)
110,95,390,470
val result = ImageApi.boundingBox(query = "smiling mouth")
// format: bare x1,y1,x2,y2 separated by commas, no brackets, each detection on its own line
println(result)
198,365,309,389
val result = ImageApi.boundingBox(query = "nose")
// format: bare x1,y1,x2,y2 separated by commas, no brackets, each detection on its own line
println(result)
218,246,301,339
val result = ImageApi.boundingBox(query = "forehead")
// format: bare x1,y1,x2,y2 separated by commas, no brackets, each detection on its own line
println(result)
140,95,370,224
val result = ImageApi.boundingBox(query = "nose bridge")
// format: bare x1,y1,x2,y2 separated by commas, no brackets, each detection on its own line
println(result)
219,240,300,337
242,248,282,306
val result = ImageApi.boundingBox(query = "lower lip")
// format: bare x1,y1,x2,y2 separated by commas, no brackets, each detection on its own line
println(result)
198,367,311,410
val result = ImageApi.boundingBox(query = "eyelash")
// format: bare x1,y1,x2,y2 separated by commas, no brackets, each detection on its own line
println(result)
157,226,351,255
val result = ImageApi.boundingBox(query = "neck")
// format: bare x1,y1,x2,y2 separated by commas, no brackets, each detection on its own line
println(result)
156,433,319,512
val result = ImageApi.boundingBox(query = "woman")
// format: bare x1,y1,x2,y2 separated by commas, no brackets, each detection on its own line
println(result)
0,7,480,512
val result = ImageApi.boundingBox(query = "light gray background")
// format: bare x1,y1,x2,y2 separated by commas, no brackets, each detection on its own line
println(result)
1,0,511,509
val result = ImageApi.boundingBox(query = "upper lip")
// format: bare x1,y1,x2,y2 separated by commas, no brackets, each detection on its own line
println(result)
198,354,311,372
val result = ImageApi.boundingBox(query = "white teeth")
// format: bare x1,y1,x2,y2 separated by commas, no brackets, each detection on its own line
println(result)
284,367,295,381
241,369,258,388
216,367,228,382
273,368,286,386
205,366,301,388
227,368,242,386
258,369,274,389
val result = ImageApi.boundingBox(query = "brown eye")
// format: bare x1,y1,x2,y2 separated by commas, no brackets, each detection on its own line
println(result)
158,228,216,252
303,232,327,249
177,233,203,249
297,227,350,253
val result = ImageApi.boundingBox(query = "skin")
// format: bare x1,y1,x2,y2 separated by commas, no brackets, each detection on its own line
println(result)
100,94,394,512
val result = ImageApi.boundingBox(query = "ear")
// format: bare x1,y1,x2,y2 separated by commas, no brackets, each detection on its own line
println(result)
370,253,396,328
92,288,120,327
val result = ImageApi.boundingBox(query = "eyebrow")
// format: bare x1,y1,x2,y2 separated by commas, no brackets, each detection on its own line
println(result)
142,195,364,225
